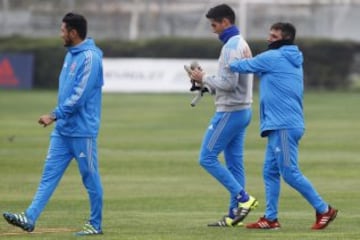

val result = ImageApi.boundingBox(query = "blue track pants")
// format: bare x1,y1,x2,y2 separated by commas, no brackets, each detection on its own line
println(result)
25,136,103,230
199,109,251,211
264,129,328,220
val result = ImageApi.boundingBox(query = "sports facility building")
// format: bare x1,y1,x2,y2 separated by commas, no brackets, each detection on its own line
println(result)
0,0,359,41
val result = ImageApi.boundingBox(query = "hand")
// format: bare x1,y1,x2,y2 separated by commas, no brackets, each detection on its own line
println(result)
38,114,55,127
242,47,252,59
190,68,205,84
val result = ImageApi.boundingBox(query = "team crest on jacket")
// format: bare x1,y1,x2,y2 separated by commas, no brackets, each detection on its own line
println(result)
70,62,77,75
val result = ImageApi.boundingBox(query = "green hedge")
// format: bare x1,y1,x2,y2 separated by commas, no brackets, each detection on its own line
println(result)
298,39,360,90
1,36,359,90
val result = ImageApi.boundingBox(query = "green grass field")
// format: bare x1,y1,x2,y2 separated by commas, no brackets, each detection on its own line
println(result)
0,90,359,239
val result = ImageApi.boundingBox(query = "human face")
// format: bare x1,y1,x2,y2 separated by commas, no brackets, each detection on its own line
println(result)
60,22,75,47
209,19,226,35
267,29,283,43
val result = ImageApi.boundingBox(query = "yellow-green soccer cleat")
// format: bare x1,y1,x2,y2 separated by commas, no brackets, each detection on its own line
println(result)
232,195,259,226
75,222,103,236
208,215,244,227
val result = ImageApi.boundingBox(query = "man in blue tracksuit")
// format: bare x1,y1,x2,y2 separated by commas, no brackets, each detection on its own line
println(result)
190,4,258,227
229,22,337,230
3,13,104,236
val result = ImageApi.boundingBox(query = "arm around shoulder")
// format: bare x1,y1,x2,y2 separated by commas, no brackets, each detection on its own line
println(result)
229,51,273,74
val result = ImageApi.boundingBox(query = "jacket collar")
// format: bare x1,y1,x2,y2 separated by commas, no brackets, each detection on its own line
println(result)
219,25,240,44
267,39,294,50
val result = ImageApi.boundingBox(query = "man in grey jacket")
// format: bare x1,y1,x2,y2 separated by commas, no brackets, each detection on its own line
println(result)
189,4,257,227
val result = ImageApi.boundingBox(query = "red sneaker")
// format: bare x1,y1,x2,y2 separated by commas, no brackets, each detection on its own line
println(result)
311,206,338,230
246,217,280,229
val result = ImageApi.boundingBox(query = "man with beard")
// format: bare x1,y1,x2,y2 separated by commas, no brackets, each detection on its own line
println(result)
229,22,337,230
3,12,104,236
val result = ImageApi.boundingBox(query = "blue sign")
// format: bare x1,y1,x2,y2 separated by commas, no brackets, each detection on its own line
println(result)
0,53,34,89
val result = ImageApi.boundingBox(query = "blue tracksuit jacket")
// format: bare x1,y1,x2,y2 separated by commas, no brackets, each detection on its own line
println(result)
52,38,103,137
229,45,305,137
230,45,329,218
25,38,104,230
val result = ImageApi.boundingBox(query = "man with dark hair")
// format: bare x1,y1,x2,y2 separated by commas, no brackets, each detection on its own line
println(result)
269,22,296,42
190,4,258,227
229,22,338,230
62,12,87,40
206,3,236,23
3,12,104,236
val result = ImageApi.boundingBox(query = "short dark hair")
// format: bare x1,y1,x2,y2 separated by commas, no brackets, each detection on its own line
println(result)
206,4,235,24
271,22,296,42
62,12,87,39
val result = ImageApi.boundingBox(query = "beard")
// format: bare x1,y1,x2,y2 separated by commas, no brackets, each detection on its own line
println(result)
63,37,74,47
